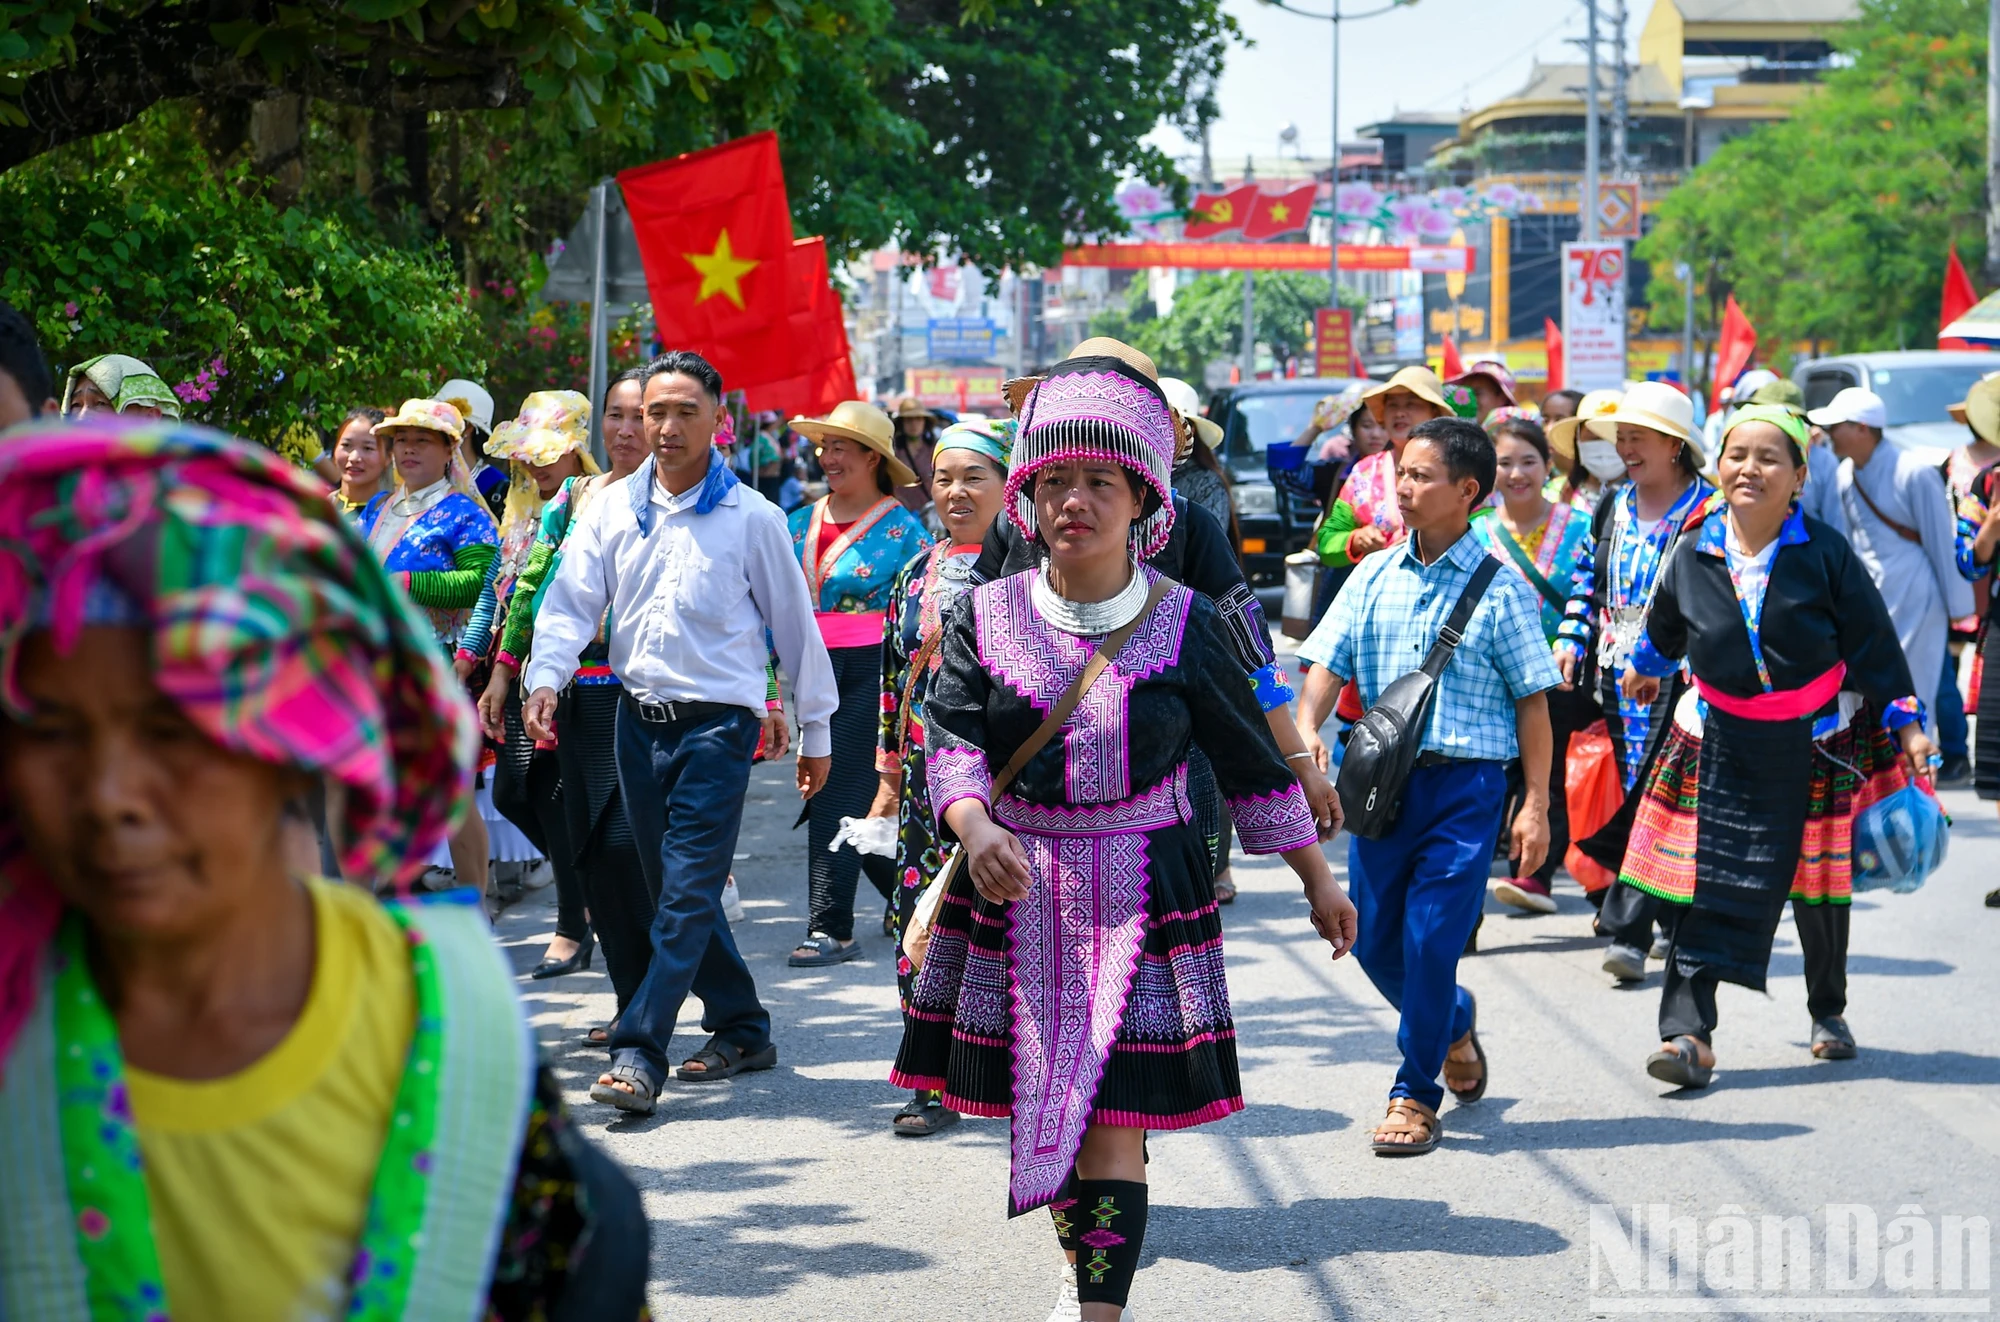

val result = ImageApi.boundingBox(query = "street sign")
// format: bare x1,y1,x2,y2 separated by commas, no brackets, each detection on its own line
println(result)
1562,242,1628,392
1597,183,1641,241
1313,309,1355,378
925,317,997,363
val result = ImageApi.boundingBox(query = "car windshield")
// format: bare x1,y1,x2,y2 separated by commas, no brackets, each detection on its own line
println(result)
1224,391,1334,457
1869,365,1995,427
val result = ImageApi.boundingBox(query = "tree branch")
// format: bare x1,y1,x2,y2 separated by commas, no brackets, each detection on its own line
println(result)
2,10,530,173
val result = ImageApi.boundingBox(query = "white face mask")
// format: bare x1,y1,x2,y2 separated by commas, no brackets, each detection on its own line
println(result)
1578,439,1628,481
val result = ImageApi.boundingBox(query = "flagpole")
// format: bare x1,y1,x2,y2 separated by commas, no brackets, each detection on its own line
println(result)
588,177,610,466
1328,0,1340,314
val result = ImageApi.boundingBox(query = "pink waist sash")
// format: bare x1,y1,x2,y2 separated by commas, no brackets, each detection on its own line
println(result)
816,609,887,649
1696,662,1846,722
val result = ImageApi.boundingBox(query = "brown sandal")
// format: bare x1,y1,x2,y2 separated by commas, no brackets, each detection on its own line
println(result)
1443,993,1486,1103
1370,1097,1443,1156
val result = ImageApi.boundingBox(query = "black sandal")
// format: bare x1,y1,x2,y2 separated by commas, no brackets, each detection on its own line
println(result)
1811,1016,1857,1060
588,1052,662,1114
581,1015,619,1046
788,932,862,967
1645,1035,1714,1089
676,1034,779,1082
892,1092,962,1137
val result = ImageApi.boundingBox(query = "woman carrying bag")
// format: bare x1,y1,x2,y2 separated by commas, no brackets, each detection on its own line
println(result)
892,341,1353,1322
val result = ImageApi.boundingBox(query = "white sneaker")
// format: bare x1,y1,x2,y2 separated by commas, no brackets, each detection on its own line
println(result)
1045,1264,1080,1322
1044,1263,1134,1321
722,875,746,923
521,859,555,891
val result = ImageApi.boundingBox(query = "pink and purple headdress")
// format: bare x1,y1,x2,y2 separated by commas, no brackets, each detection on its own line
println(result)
1003,348,1180,558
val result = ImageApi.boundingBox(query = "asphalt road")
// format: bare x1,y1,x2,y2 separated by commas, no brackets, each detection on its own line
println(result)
500,763,2000,1321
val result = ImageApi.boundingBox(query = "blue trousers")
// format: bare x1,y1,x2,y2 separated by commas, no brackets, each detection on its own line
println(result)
1347,760,1505,1111
609,703,770,1081
1937,645,1969,760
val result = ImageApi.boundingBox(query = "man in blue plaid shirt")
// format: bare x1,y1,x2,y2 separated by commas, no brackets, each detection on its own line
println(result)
1296,416,1559,1156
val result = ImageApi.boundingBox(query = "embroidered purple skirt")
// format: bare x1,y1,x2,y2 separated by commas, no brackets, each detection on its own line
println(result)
891,780,1240,1218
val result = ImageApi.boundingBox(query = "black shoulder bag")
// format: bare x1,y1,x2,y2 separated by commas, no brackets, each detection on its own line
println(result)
1336,556,1502,840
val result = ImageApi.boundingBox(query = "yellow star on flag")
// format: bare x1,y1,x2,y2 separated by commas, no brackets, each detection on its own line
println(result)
1268,202,1290,222
685,229,760,309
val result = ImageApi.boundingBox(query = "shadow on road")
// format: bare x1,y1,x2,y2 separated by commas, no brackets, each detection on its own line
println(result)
1146,1195,1569,1268
645,1199,934,1297
1708,1046,2000,1090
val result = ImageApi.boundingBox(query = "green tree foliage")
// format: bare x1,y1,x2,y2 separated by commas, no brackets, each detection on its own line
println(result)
0,134,483,452
1638,0,1987,365
0,0,719,165
1090,272,1362,381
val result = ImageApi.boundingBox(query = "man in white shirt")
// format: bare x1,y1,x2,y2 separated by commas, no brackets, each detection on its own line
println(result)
524,350,838,1115
1815,386,1972,732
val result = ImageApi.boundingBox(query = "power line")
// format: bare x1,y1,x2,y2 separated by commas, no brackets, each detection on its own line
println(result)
1412,11,1578,112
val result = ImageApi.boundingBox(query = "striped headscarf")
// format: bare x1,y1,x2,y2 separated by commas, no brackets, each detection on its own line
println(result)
0,420,478,1063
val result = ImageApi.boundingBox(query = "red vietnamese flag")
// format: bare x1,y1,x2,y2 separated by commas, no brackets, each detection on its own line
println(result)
618,132,796,394
1440,334,1465,379
1940,243,1979,349
1242,184,1317,241
743,238,857,417
1713,293,1757,393
1544,318,1565,392
1184,185,1257,240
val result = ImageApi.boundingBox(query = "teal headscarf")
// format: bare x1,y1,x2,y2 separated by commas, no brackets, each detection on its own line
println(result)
1723,403,1811,463
933,418,1014,471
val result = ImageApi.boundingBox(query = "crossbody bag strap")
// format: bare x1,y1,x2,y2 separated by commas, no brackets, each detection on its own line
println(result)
1417,557,1501,681
1491,521,1566,610
991,576,1176,799
894,627,945,757
1849,477,1923,543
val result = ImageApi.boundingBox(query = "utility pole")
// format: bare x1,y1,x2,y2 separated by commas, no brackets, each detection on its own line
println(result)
1610,0,1630,179
1241,155,1258,383
1329,0,1342,312
1582,0,1602,242
1988,0,2000,283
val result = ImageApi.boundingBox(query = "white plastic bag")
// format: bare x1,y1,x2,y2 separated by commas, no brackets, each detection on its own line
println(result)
829,814,898,858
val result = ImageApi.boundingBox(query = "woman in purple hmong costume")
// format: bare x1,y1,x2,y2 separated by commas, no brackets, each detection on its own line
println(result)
891,340,1357,1322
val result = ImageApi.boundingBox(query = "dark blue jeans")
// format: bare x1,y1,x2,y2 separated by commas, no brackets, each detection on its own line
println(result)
609,703,770,1082
1937,644,1969,760
1347,760,1505,1111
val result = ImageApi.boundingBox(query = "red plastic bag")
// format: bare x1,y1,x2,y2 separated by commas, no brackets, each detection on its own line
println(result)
1563,720,1622,891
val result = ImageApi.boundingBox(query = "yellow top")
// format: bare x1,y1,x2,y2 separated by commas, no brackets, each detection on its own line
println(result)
126,876,416,1322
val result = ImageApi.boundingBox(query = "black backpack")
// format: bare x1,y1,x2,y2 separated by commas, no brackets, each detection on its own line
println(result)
1336,557,1501,839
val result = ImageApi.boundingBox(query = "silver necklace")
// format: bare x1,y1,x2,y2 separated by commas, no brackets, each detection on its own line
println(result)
1032,558,1149,636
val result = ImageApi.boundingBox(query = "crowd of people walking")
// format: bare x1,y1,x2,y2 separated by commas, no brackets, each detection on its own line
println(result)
0,288,1980,1319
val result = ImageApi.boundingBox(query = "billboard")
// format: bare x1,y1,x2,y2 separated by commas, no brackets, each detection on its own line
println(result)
1562,242,1628,391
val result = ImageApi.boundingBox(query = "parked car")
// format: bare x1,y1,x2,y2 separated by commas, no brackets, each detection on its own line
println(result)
1204,377,1363,585
1792,350,1996,457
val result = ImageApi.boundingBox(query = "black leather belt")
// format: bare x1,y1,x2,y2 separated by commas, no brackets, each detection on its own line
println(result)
621,695,733,725
1414,750,1473,768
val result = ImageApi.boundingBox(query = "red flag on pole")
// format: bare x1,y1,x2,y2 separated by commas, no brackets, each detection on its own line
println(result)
1184,185,1258,240
1940,243,1979,350
1713,293,1757,393
1242,184,1317,241
1544,317,1565,393
618,132,796,394
742,237,855,417
1440,334,1465,379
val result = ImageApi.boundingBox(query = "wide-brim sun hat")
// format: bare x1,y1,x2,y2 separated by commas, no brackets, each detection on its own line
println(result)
1948,370,2000,425
1447,358,1518,406
487,389,592,465
894,396,937,421
1584,379,1702,460
1158,376,1224,451
376,396,466,443
1545,388,1623,466
433,378,494,435
1959,376,2000,444
1361,365,1453,422
1002,336,1181,557
791,400,920,487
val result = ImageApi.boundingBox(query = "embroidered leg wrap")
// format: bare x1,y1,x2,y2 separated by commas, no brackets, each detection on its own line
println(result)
1049,1171,1081,1256
1072,1179,1148,1308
